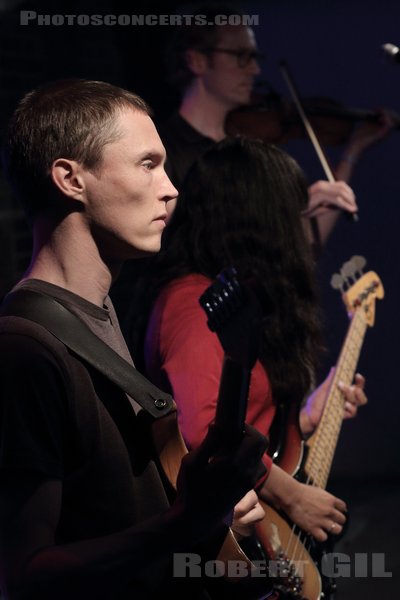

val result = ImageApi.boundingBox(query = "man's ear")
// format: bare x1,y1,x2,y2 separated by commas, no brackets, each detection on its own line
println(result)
51,159,85,200
184,48,209,76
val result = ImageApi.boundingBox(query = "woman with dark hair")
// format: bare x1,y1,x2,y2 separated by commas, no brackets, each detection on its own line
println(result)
132,137,367,542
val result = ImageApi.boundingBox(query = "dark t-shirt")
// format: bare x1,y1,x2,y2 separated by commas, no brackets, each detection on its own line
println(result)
0,280,204,598
0,280,171,540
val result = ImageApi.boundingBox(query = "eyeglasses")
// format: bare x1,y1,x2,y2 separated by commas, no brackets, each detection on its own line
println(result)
205,48,264,68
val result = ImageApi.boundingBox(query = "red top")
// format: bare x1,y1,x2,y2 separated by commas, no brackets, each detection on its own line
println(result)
145,273,275,475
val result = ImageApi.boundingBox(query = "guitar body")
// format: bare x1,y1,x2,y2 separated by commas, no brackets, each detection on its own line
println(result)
256,498,322,600
256,401,321,599
256,439,341,600
150,408,260,571
268,400,304,476
149,377,275,600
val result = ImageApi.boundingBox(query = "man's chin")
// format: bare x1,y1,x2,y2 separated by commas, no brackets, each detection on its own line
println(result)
105,243,161,265
127,245,161,260
232,92,253,109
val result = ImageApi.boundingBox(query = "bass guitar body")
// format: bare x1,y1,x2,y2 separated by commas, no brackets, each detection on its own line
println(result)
256,401,324,600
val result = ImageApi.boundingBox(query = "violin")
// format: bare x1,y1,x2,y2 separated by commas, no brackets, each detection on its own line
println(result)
225,88,400,146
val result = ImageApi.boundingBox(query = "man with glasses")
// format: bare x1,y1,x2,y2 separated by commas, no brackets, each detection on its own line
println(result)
159,12,264,201
158,5,393,246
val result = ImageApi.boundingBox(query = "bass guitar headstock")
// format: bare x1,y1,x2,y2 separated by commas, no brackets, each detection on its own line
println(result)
330,255,384,326
199,266,263,370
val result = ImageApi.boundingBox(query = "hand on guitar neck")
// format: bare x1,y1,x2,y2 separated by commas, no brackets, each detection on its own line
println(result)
301,368,367,436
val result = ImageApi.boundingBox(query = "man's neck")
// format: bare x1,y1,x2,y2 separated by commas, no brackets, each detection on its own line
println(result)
179,86,232,142
23,214,118,307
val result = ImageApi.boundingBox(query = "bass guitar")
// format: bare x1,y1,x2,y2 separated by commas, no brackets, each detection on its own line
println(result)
152,267,274,599
255,256,384,600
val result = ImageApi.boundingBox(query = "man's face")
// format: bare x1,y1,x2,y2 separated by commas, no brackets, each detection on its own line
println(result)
81,108,178,261
202,25,261,109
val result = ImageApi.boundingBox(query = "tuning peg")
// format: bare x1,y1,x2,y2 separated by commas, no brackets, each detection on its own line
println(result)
350,255,367,275
341,259,357,282
330,273,344,291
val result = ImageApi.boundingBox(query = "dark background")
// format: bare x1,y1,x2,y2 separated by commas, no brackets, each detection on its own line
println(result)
0,1,399,597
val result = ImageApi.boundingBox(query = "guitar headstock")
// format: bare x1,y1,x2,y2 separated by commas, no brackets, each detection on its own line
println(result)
330,256,384,326
199,267,263,369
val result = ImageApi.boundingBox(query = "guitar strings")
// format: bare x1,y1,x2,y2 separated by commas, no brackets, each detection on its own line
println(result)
281,319,361,576
282,326,361,567
277,306,368,592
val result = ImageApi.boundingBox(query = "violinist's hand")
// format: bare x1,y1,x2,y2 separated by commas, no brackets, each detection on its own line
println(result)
342,107,396,158
300,368,368,436
303,180,357,218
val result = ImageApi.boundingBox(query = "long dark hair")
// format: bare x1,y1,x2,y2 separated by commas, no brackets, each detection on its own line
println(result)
125,136,323,403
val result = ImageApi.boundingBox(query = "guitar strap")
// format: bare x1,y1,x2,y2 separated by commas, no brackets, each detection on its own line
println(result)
0,288,174,420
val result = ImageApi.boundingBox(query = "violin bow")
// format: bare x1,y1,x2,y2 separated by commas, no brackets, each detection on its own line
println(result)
279,60,358,224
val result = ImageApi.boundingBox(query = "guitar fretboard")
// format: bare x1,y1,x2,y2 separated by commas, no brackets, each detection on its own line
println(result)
305,309,368,488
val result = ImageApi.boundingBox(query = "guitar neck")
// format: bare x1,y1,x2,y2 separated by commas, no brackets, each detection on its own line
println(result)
214,356,250,446
305,310,368,488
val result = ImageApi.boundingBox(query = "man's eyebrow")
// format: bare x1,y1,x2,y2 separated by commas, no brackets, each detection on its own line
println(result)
137,150,165,162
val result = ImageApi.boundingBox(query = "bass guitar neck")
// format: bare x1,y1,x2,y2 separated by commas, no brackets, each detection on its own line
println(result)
255,259,384,600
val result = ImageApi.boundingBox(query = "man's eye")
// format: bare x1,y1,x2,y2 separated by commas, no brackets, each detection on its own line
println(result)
142,161,154,170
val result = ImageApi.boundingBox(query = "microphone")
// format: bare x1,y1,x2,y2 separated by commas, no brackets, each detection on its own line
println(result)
382,42,400,63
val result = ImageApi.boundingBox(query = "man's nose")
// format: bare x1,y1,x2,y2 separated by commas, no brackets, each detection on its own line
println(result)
248,57,262,76
162,173,179,203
